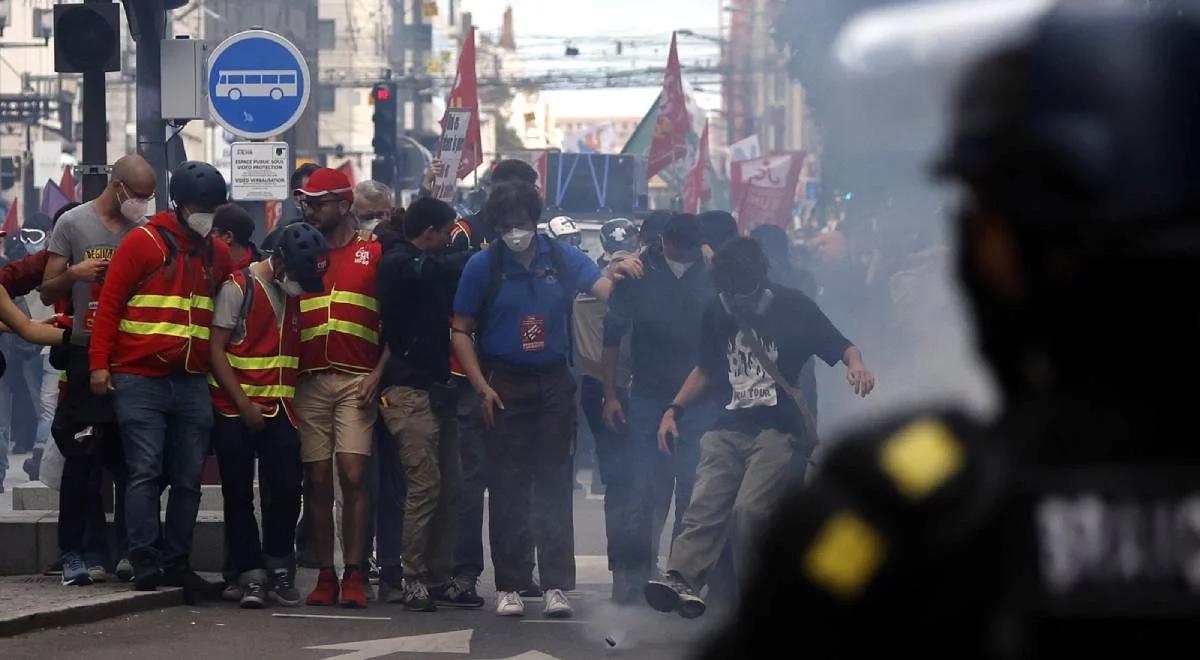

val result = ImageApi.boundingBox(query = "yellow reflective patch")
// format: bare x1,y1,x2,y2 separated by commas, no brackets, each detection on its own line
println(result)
803,512,886,601
226,355,299,370
191,295,214,311
300,324,328,342
300,295,331,313
127,294,213,311
118,320,209,340
300,320,378,344
878,418,964,501
240,384,295,398
330,290,379,312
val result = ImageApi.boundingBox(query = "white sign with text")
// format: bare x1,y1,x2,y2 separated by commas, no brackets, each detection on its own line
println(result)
432,108,474,202
230,141,290,201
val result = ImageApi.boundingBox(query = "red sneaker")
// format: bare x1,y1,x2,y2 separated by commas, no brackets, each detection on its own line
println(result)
306,568,339,606
340,569,368,609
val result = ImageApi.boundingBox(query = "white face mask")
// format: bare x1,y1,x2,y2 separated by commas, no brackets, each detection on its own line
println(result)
186,212,214,236
281,275,305,297
502,227,534,252
665,257,692,279
117,183,151,222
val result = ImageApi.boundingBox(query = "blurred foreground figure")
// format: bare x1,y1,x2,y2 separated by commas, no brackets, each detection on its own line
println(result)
704,7,1200,659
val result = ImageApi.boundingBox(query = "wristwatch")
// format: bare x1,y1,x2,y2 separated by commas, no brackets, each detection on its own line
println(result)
665,403,685,419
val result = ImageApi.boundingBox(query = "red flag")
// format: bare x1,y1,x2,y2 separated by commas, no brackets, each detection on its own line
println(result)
442,27,483,180
731,152,807,233
2,197,19,235
337,160,357,188
647,33,691,180
682,120,711,213
60,166,77,202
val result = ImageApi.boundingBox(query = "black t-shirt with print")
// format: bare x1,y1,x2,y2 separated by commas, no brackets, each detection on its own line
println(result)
698,285,852,436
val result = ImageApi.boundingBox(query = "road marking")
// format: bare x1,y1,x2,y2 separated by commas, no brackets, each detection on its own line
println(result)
305,629,473,660
273,613,392,621
518,619,588,625
479,653,563,660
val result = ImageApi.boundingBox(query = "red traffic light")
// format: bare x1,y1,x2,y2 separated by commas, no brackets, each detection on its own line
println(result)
374,87,391,102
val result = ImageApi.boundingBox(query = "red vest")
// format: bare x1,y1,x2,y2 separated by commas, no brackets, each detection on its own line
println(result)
115,225,217,375
299,238,381,373
209,269,301,424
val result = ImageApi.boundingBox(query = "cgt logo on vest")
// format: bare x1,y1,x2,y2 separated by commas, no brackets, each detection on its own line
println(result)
354,246,371,266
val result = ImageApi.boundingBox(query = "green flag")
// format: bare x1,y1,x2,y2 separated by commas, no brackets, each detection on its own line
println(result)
621,92,661,156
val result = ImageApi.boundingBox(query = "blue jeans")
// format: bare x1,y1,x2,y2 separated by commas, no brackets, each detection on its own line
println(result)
112,373,213,567
627,392,717,573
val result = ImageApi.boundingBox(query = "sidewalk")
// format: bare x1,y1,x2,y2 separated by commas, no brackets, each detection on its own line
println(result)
0,575,184,637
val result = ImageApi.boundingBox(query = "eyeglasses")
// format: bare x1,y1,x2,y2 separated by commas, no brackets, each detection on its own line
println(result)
300,197,343,210
118,181,155,202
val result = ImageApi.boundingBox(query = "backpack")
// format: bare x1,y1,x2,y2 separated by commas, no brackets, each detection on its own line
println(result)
135,224,217,298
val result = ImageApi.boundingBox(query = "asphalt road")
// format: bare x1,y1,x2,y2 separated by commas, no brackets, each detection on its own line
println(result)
0,484,729,660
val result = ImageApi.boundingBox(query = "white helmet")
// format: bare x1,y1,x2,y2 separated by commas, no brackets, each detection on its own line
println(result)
547,215,581,240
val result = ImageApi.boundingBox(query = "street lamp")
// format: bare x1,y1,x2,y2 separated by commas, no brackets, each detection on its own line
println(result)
677,29,725,44
32,8,53,44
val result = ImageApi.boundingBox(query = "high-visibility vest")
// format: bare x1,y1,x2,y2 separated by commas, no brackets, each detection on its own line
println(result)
115,225,217,375
209,268,301,424
299,238,381,373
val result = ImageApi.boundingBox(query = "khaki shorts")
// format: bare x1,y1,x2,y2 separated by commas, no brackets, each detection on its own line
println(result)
294,370,378,462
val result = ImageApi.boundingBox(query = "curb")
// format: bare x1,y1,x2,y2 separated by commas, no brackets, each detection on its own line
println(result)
0,587,184,638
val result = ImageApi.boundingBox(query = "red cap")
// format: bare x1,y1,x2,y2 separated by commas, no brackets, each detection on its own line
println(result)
295,167,354,203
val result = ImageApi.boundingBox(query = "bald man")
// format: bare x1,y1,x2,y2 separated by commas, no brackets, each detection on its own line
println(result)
39,154,154,585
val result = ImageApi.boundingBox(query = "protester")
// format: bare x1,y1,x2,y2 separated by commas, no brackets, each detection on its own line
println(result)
283,163,321,226
377,198,471,611
210,221,329,609
89,161,232,596
42,157,156,587
212,203,262,270
293,167,386,608
447,158,541,607
602,213,718,604
351,180,394,237
450,180,643,618
645,237,874,619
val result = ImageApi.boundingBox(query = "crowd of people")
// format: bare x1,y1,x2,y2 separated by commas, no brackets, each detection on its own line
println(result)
0,149,875,621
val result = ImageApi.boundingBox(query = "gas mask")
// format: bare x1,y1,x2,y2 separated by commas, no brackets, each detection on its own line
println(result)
502,227,534,252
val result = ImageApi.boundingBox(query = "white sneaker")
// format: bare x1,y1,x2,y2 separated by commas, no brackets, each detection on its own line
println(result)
544,589,574,619
496,591,525,617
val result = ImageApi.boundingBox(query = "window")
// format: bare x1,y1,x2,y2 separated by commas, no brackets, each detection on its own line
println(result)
228,74,244,84
318,19,336,50
262,74,278,84
281,74,296,84
245,75,262,84
318,86,336,112
219,74,227,84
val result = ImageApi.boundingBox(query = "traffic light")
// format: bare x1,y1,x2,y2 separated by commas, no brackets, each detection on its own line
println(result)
54,2,121,73
371,82,398,186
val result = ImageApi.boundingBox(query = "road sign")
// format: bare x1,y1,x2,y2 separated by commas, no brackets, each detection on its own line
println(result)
431,108,473,202
33,140,62,187
208,29,311,140
230,141,290,201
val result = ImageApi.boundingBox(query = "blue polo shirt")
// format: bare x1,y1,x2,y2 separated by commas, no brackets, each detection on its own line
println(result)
454,235,602,365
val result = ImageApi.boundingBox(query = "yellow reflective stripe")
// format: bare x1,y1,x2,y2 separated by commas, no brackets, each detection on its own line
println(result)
206,375,294,399
300,291,379,313
226,354,300,370
118,320,210,340
126,294,214,311
241,384,295,398
300,295,330,312
330,290,378,311
299,320,378,344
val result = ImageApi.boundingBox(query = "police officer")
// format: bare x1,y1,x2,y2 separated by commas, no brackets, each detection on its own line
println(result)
704,7,1200,658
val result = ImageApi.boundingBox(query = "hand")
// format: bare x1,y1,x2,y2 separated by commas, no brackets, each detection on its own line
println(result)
69,258,109,283
423,159,447,188
479,384,506,429
608,257,644,281
602,396,626,432
90,369,113,396
657,410,679,455
357,369,383,408
238,401,272,431
700,244,715,267
847,364,876,397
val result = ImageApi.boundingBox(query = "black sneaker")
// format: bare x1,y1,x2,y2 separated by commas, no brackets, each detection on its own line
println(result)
645,571,706,619
161,564,216,604
432,576,485,609
269,569,302,607
240,582,267,609
401,578,436,612
133,565,163,592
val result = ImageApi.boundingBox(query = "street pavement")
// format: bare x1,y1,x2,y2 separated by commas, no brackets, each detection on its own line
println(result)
0,472,729,660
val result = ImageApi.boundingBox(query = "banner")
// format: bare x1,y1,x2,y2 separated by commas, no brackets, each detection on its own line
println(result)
682,120,711,213
731,151,807,233
60,166,77,202
442,27,482,180
40,180,72,218
646,33,692,179
2,197,18,234
726,134,761,177
432,108,474,202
